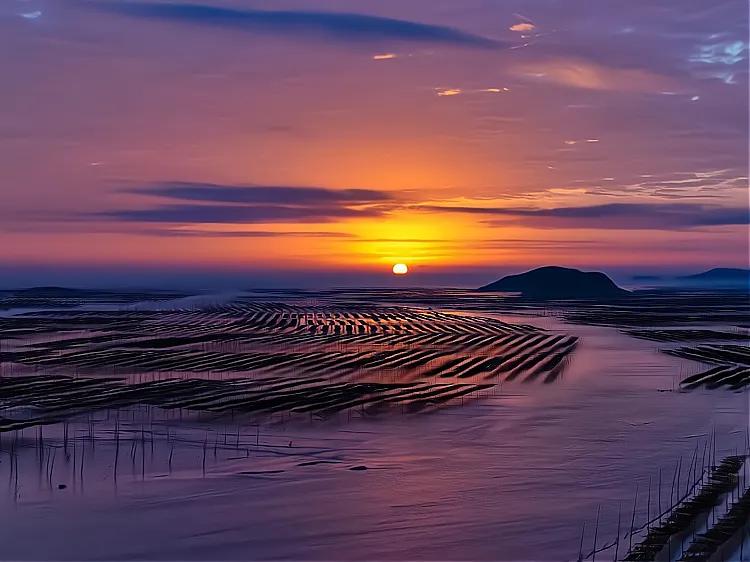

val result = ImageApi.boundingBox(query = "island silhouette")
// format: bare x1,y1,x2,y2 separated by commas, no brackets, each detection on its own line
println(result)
678,268,749,289
628,268,750,290
478,266,629,299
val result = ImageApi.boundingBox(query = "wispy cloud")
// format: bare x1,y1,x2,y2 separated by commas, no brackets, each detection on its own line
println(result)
99,204,384,224
126,182,394,205
515,57,679,92
88,1,504,49
143,228,354,238
418,202,749,230
99,182,395,224
690,40,748,65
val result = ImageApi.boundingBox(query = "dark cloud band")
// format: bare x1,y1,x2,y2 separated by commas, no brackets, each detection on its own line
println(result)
126,182,394,204
99,204,383,223
98,182,395,224
89,1,503,48
419,202,749,230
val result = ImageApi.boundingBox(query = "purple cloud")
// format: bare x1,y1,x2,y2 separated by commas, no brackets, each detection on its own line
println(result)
89,1,504,48
126,182,395,205
419,202,749,230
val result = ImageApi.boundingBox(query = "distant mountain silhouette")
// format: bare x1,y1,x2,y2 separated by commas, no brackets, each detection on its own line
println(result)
11,286,90,297
478,266,628,299
678,268,749,288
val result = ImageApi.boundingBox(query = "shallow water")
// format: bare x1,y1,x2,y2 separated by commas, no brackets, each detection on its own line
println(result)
0,306,748,560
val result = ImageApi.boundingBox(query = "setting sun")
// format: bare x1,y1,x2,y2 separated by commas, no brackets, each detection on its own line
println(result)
392,263,409,275
1,0,747,559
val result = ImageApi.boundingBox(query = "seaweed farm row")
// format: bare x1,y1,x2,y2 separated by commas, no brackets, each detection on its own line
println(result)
294,289,750,329
624,329,748,343
575,445,750,562
679,485,750,560
0,374,494,431
666,344,750,367
622,331,750,390
0,302,579,423
624,455,746,561
558,292,750,328
0,287,188,312
259,289,750,391
667,345,750,391
3,332,576,381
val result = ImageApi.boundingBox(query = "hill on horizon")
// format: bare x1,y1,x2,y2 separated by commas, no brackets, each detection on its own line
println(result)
478,266,629,299
630,268,750,289
9,286,96,297
680,267,749,279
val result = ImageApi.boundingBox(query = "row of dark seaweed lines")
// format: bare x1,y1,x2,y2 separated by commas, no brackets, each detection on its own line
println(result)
577,430,750,561
0,303,579,387
672,344,750,391
3,333,576,383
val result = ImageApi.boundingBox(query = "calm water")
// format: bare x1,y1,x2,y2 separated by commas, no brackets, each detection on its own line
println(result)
0,309,748,560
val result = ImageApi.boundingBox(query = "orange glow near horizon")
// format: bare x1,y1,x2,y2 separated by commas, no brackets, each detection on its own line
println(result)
1,217,747,275
0,1,746,283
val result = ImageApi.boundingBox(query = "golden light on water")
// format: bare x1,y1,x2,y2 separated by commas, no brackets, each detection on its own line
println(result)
392,263,409,275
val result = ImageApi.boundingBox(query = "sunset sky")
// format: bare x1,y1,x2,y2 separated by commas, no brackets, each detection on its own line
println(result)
1,0,747,287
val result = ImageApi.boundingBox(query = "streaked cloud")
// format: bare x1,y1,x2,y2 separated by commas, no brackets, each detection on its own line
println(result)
418,203,749,230
98,182,397,224
372,53,398,60
88,1,504,49
515,57,679,93
690,40,748,65
98,204,384,224
125,182,395,205
144,228,354,239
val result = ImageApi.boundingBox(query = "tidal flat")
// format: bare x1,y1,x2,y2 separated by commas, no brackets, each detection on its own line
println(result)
0,289,748,561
